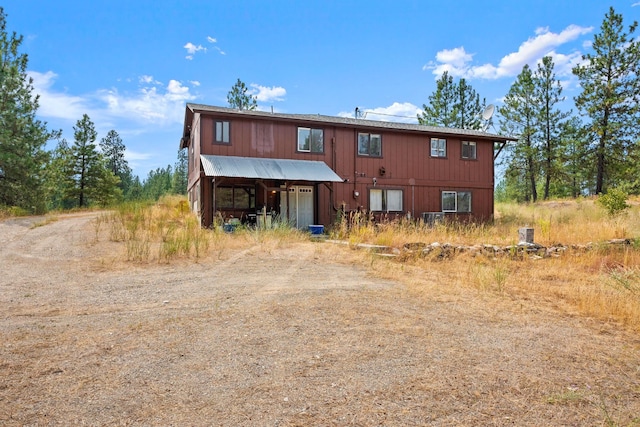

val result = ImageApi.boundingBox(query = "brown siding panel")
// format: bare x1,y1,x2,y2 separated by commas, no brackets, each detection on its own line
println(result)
189,108,501,225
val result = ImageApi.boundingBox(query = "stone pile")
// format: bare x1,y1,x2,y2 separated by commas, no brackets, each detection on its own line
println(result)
397,238,636,260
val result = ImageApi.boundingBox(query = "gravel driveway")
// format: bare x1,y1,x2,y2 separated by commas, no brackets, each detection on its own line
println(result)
1,213,638,426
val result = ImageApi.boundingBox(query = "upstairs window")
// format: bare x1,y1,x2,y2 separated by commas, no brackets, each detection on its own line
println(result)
297,127,324,153
358,133,382,157
370,189,403,212
442,191,472,213
431,138,446,158
462,141,477,159
215,121,230,144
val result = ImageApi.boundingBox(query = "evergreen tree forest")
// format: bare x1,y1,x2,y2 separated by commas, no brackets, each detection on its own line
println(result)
0,7,187,214
420,7,640,202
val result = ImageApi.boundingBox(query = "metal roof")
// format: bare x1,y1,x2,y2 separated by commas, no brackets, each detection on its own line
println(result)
200,155,344,182
186,103,517,142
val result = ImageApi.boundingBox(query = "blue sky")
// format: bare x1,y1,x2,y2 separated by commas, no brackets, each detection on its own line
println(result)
3,1,639,179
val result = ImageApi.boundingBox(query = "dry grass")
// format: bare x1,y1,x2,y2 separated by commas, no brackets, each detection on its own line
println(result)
328,198,640,332
2,204,640,425
95,196,640,330
94,195,310,263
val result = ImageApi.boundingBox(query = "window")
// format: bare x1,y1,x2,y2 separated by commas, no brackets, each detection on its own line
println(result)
370,189,403,212
442,191,472,213
358,133,382,157
431,138,447,158
462,141,477,159
215,186,255,209
215,121,230,144
297,127,324,153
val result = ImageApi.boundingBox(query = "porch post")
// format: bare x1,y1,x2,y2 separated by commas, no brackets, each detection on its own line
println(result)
212,178,216,227
285,182,290,224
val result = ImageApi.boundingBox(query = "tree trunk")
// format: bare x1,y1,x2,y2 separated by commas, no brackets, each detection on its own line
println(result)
596,111,609,194
528,154,538,202
543,108,551,200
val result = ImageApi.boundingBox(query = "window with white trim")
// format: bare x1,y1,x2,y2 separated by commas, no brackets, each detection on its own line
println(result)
442,191,471,213
370,189,403,212
431,138,446,157
462,141,477,159
297,127,324,153
358,133,382,157
215,121,230,144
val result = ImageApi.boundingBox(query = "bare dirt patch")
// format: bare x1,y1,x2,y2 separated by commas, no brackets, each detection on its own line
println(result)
1,213,639,425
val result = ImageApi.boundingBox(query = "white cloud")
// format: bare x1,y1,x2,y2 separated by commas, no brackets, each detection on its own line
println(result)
28,71,92,120
249,84,286,102
125,149,153,161
99,80,195,124
29,70,196,127
139,75,161,85
424,24,593,80
633,2,640,6
190,80,201,87
496,25,592,77
184,37,225,59
183,42,206,60
435,47,474,68
338,102,421,124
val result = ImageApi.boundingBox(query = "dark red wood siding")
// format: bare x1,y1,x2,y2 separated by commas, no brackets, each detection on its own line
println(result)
188,110,497,226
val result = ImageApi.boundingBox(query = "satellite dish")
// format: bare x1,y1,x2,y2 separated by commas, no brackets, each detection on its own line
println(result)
481,104,495,121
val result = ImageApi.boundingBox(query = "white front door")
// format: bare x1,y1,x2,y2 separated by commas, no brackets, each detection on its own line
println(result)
280,185,314,229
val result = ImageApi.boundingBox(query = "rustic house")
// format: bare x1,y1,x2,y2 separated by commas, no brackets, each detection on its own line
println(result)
180,103,515,229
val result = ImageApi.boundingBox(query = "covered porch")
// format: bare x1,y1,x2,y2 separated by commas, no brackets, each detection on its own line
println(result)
199,155,343,229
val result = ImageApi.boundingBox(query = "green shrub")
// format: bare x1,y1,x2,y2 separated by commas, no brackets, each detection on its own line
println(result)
597,188,629,217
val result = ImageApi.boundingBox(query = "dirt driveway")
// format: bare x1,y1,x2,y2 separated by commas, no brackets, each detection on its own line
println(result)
1,213,638,426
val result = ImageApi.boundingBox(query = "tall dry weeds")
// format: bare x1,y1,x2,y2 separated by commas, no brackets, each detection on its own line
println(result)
92,196,640,329
328,198,640,331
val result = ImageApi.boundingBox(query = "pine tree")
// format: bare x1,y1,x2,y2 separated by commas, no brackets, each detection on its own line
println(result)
142,166,173,200
68,115,120,207
558,117,590,198
227,78,257,110
418,71,458,127
456,78,484,130
0,7,59,212
126,176,143,201
45,139,75,210
100,129,132,194
91,158,122,207
535,56,571,199
573,7,640,194
419,72,485,129
171,148,188,195
498,65,539,202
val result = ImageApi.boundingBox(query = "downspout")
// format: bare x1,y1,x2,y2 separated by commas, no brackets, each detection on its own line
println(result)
409,178,415,219
353,128,358,208
331,133,337,214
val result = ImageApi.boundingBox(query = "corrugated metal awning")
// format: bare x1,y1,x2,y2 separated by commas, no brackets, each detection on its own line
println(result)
200,155,343,182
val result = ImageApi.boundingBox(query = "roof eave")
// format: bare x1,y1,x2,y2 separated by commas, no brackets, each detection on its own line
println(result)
185,103,515,142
